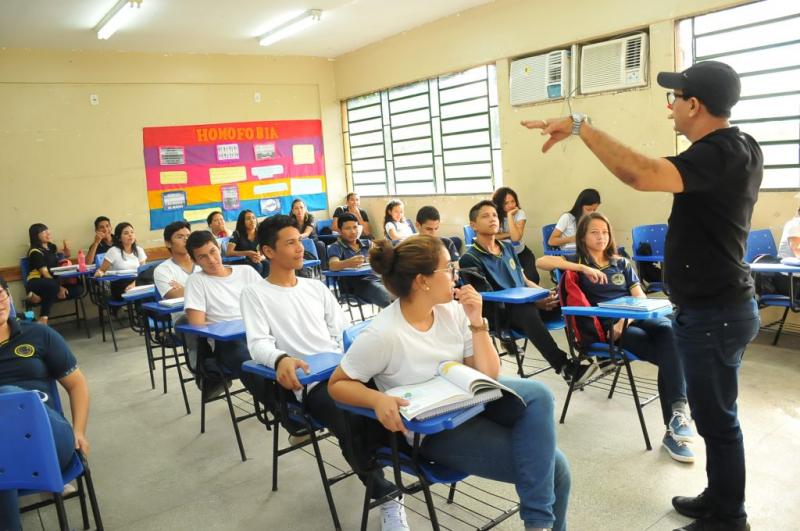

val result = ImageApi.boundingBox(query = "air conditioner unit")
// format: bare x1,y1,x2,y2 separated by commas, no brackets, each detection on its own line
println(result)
580,32,648,94
510,50,570,105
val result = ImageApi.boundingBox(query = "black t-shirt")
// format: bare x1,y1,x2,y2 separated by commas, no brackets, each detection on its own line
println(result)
665,127,763,308
93,239,113,256
27,243,60,280
291,213,318,238
333,206,370,223
230,230,259,252
0,319,79,403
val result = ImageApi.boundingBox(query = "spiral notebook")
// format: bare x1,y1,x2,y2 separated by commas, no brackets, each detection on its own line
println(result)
386,361,523,421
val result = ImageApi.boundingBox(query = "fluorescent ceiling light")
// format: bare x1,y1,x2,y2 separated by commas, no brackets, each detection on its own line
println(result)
95,0,143,40
258,9,322,47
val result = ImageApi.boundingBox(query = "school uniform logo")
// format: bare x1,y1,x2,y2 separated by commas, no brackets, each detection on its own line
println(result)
611,273,626,286
509,259,517,270
14,344,35,358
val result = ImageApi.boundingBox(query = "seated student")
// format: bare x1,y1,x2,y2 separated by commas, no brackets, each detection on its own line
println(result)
492,187,539,283
332,192,372,239
383,200,416,243
25,223,81,324
94,222,147,301
206,211,229,238
537,212,696,463
778,200,800,258
240,215,406,529
86,216,114,265
0,275,91,531
415,205,459,261
327,213,393,308
184,231,262,395
328,236,571,531
290,197,325,261
459,200,594,385
153,221,200,300
226,209,266,276
548,188,601,251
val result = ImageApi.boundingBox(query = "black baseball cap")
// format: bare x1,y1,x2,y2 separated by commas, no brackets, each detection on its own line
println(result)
657,61,741,117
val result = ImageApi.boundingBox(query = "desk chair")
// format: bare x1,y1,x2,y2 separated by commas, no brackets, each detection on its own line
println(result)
317,219,339,245
301,238,325,278
1,386,103,531
745,228,778,263
631,224,667,294
242,353,353,530
559,271,660,450
746,231,797,344
19,256,89,337
462,225,476,247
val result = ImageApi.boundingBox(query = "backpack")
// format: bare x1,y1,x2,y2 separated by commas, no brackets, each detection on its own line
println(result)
558,270,606,347
751,254,798,298
634,242,663,284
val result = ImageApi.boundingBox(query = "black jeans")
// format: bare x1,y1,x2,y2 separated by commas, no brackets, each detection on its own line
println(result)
28,277,82,317
506,303,570,372
517,246,540,284
673,298,759,520
304,383,395,500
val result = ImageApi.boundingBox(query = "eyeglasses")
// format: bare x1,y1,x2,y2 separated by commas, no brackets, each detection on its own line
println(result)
666,91,692,106
432,262,460,279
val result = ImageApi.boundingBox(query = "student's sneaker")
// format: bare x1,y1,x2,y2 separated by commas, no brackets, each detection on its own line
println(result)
561,360,597,387
288,432,311,446
672,491,714,519
662,433,695,463
380,496,410,531
668,411,696,442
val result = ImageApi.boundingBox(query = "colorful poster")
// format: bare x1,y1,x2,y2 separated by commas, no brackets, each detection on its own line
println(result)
143,120,328,229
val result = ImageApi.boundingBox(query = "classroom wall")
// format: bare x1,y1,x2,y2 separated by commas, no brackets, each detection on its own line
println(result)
332,0,798,258
0,48,345,300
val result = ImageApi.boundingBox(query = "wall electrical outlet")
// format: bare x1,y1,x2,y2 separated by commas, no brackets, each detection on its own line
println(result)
254,92,262,103
89,94,99,106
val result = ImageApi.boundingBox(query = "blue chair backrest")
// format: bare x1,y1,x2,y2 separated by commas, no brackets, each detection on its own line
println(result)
631,224,667,256
137,259,163,277
301,238,319,259
0,390,65,492
94,252,106,269
217,237,230,256
745,229,778,263
317,219,334,234
542,224,558,252
463,225,476,246
343,320,372,352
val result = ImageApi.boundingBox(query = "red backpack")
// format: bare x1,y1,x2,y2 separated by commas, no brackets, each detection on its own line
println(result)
558,270,606,348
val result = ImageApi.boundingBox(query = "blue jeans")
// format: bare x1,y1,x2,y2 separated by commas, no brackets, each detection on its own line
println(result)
0,385,75,531
420,377,570,530
672,298,759,520
619,317,687,425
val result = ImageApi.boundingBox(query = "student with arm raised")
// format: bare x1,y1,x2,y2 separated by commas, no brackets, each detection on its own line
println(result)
25,223,80,324
86,216,114,265
492,187,539,283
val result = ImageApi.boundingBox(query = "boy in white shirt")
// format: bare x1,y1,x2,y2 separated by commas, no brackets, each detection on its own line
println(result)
240,215,408,531
153,221,201,300
184,231,262,395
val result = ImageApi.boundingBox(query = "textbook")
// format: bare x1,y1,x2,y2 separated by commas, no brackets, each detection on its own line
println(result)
50,265,78,273
597,296,672,312
108,269,138,276
123,284,154,296
386,361,523,421
160,297,184,307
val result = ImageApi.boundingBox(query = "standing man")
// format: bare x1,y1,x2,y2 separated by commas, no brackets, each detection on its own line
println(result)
522,61,761,531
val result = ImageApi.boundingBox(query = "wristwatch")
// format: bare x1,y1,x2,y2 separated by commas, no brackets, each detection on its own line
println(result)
468,318,490,333
571,113,590,135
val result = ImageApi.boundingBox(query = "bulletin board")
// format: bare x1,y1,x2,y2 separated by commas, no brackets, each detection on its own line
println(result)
143,120,328,230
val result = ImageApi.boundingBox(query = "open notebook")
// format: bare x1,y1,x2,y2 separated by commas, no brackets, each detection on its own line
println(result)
124,284,154,296
386,361,523,421
597,296,672,312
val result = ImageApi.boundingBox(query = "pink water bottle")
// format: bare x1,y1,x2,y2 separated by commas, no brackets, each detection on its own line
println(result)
77,250,87,272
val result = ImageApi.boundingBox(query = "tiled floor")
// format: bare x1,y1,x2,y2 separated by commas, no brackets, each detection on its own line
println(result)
19,315,800,530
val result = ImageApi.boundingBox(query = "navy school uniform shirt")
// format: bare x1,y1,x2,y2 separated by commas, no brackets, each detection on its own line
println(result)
459,240,525,291
27,243,61,281
0,319,78,404
664,127,762,308
566,254,640,305
326,238,380,284
230,230,259,253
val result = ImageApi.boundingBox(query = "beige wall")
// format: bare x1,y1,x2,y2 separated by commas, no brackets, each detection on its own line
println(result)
333,0,798,260
0,49,345,293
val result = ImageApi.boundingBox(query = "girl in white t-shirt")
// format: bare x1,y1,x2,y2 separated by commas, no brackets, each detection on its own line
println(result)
549,188,601,250
492,186,539,283
778,203,800,258
94,221,148,300
383,199,416,243
329,235,570,531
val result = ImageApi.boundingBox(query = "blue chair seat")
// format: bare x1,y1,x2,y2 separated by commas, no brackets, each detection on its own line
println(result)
587,343,641,362
376,447,468,484
545,319,565,331
759,294,793,307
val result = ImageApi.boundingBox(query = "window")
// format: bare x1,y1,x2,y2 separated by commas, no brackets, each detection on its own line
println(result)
678,0,800,190
343,65,502,196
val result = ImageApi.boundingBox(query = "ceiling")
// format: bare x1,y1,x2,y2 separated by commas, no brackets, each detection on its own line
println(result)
0,0,495,58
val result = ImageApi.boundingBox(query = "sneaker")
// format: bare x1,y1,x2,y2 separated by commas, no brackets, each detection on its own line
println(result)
672,491,713,519
668,411,696,442
673,516,749,531
288,432,311,446
380,496,410,531
662,433,695,463
561,360,597,387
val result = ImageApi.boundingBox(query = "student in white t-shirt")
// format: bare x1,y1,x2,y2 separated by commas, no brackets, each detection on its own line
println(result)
153,221,201,300
240,215,408,528
184,231,262,396
778,201,800,258
548,188,601,251
93,221,147,300
328,235,571,531
492,186,539,283
383,199,416,243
